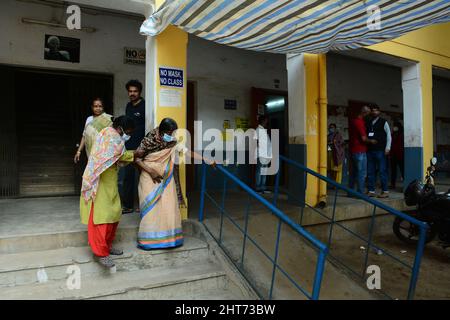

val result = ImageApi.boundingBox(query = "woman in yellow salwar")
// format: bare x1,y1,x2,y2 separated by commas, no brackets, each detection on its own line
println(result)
134,118,212,250
74,98,113,163
80,116,135,268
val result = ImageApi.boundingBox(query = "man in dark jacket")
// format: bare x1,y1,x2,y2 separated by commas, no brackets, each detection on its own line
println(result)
366,105,392,198
120,80,146,213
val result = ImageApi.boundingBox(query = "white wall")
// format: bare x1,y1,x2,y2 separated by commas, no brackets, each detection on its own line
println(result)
327,53,404,112
187,35,287,133
0,0,146,115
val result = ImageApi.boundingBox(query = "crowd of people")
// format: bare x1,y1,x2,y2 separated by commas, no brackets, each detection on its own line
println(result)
328,105,404,198
75,80,212,269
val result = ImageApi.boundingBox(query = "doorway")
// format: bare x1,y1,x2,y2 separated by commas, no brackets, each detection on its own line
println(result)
251,87,289,189
0,65,113,198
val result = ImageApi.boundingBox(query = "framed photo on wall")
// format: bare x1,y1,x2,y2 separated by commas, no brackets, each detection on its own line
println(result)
44,34,80,63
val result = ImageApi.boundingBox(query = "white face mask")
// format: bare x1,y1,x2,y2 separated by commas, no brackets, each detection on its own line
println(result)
162,133,176,143
393,127,399,132
119,127,131,142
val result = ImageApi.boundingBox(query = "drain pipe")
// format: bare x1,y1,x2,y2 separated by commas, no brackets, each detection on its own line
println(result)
317,54,328,208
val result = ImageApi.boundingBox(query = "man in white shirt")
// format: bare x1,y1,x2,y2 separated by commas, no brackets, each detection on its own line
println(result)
254,115,272,194
366,105,392,198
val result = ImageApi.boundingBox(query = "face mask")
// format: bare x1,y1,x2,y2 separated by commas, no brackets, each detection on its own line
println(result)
329,128,336,134
163,133,175,143
119,127,131,142
122,133,131,142
393,127,399,132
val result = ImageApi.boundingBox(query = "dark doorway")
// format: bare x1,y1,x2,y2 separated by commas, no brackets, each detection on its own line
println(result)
0,65,113,198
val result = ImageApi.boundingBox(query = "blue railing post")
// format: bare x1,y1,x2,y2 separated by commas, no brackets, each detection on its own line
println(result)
198,162,207,222
312,249,328,300
219,176,228,245
408,224,427,300
240,195,252,267
272,165,281,206
268,218,283,300
327,188,339,248
362,205,377,278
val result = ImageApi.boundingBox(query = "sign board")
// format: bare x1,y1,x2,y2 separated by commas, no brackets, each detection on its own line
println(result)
159,67,184,88
224,99,237,110
124,47,145,65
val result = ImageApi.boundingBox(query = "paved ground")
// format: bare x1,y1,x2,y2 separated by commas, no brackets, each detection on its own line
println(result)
0,196,139,237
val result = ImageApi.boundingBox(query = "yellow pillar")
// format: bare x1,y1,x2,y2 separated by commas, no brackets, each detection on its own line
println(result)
303,54,321,206
420,62,434,174
151,3,189,219
318,54,328,205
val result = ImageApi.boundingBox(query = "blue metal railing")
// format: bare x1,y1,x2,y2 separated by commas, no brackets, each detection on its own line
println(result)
274,155,428,300
198,162,328,300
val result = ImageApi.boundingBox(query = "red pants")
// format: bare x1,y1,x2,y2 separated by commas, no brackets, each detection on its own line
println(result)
88,205,119,257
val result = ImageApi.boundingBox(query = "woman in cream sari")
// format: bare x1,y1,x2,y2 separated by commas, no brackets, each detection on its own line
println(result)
135,118,212,250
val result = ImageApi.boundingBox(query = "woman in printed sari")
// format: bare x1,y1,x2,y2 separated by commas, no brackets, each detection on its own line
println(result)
327,123,345,184
135,118,212,250
74,98,113,163
80,116,135,268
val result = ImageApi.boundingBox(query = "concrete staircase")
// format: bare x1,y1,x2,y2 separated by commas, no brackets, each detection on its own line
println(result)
0,220,257,300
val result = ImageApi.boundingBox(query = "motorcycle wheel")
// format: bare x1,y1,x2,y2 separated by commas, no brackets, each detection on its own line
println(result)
393,217,436,245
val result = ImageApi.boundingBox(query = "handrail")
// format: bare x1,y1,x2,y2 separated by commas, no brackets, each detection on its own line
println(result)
277,155,428,300
279,155,428,229
214,164,328,252
198,162,328,300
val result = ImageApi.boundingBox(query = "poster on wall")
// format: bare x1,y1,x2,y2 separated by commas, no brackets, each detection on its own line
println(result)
44,35,80,63
160,88,182,108
124,47,146,65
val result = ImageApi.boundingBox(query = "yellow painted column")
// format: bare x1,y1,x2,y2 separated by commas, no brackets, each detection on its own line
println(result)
303,54,321,206
151,4,189,219
420,62,434,173
318,54,328,205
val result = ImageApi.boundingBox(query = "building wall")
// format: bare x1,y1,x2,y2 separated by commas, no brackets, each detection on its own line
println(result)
187,35,288,188
0,0,146,115
368,22,450,177
187,35,287,135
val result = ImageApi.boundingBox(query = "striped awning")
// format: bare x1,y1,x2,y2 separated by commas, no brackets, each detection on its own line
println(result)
140,0,450,54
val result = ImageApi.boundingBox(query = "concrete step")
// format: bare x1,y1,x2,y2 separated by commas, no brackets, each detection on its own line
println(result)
0,237,210,288
0,262,231,300
0,225,138,254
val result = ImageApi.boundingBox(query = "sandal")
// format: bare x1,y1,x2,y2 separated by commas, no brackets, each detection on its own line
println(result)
96,256,115,268
110,247,123,256
122,208,133,214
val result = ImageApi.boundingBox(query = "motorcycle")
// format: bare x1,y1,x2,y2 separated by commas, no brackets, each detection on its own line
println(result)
393,157,450,248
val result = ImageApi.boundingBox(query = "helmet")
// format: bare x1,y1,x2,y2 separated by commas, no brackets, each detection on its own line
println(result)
404,180,424,206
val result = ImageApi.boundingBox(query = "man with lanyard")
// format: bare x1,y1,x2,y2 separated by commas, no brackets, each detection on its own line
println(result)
120,80,146,214
366,105,392,198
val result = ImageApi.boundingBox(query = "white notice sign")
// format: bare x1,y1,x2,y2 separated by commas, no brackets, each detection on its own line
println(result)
160,88,182,107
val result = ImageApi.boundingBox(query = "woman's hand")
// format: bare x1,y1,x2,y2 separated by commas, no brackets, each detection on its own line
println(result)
150,172,163,184
135,158,163,183
74,151,81,164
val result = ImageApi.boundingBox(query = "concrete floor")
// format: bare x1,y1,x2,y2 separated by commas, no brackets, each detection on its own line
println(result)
0,196,139,237
1,192,450,300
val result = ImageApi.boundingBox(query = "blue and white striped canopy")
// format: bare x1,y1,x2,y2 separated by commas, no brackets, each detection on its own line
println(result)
141,0,450,54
